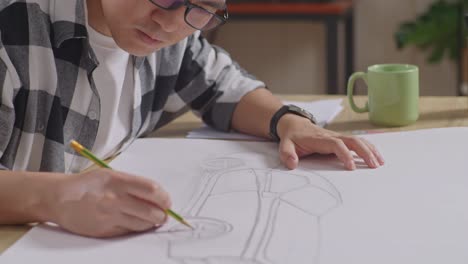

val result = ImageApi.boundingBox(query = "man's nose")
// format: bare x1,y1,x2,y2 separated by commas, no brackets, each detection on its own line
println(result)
150,7,182,33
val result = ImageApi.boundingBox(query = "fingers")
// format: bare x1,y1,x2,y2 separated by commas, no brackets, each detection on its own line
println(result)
335,137,385,170
60,171,173,238
284,134,383,170
114,172,172,210
286,136,356,170
118,213,158,233
120,195,168,226
279,138,299,170
327,138,356,170
88,226,131,238
361,138,385,165
341,137,380,169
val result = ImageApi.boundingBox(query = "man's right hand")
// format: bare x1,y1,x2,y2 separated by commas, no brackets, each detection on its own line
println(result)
49,169,172,238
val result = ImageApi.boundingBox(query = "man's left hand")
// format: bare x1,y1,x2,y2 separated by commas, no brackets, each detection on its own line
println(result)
276,114,385,170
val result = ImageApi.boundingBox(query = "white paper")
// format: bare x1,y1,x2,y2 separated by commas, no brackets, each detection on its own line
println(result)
187,99,343,140
3,127,468,264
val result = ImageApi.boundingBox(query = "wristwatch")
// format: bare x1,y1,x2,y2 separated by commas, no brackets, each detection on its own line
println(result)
269,104,317,142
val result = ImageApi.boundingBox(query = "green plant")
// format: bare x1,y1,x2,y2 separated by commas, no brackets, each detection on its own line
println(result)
395,0,466,63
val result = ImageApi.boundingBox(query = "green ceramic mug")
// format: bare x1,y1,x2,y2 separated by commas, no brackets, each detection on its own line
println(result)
347,64,419,127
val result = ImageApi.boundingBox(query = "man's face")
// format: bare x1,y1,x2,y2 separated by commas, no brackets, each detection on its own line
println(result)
93,0,198,56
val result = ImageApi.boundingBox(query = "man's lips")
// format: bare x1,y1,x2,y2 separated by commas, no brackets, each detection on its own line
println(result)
136,29,163,46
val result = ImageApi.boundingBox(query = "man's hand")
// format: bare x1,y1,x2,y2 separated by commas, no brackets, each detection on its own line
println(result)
50,169,171,238
277,114,385,170
231,88,384,171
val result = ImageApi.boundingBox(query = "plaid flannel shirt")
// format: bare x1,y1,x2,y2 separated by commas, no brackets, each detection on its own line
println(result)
0,0,265,172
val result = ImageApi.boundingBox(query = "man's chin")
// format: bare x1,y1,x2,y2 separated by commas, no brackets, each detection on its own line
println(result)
114,35,164,56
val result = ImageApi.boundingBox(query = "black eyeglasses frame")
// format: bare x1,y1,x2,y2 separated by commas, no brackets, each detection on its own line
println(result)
148,0,229,31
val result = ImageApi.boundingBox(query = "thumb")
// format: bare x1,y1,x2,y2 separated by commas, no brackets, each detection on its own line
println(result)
279,138,299,170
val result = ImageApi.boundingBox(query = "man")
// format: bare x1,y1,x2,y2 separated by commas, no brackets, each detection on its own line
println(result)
0,0,384,238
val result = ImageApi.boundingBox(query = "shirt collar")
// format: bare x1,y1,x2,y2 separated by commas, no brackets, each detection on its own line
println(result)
134,56,147,69
50,0,148,70
51,0,88,48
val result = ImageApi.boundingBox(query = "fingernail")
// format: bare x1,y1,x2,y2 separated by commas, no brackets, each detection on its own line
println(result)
287,156,297,170
347,161,356,170
379,155,385,165
372,158,380,168
375,152,385,164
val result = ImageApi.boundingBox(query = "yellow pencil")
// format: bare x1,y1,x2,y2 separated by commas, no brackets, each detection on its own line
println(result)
70,140,193,229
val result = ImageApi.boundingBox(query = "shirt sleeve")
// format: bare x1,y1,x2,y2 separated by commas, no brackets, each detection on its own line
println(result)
183,31,266,131
0,42,18,169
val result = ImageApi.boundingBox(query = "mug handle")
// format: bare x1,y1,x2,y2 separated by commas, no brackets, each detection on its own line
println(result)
347,72,369,113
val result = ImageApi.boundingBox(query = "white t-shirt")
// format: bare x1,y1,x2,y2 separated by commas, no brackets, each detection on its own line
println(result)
86,24,134,161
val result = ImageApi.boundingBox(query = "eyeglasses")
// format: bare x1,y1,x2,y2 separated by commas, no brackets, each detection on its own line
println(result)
148,0,229,31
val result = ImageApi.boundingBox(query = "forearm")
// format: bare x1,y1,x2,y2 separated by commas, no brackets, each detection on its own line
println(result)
231,88,283,139
0,170,62,224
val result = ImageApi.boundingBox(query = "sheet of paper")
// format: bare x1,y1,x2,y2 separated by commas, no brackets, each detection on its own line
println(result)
3,127,468,264
187,99,344,140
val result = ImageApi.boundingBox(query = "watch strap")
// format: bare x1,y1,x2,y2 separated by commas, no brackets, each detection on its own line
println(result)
269,104,317,142
269,105,290,142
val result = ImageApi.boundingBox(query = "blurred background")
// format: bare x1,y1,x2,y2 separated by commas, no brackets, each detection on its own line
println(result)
208,0,467,96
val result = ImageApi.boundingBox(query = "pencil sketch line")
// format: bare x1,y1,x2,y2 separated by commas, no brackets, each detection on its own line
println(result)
183,175,211,214
162,152,343,264
306,171,343,203
191,166,267,216
313,174,343,203
191,173,219,216
279,199,321,217
316,217,323,264
208,191,258,196
241,169,264,258
259,195,281,263
266,170,273,192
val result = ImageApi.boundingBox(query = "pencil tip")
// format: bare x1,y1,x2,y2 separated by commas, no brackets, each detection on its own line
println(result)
183,221,194,230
